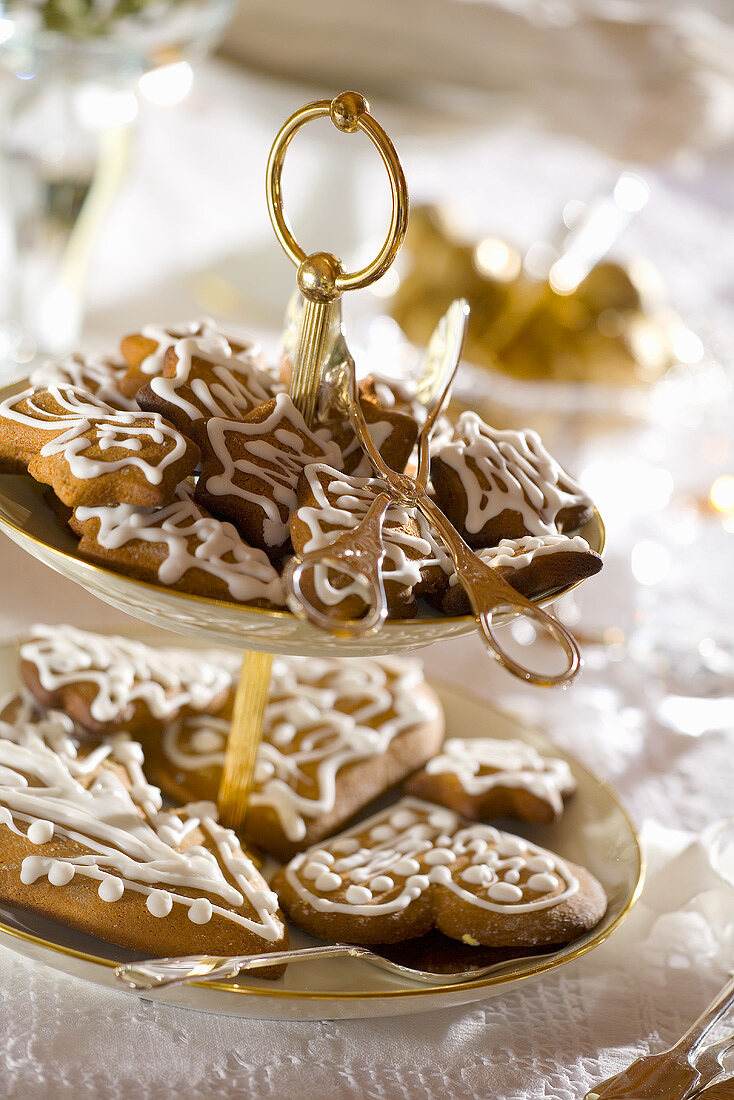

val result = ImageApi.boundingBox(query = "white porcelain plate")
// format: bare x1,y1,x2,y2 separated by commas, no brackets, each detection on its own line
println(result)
0,632,642,1020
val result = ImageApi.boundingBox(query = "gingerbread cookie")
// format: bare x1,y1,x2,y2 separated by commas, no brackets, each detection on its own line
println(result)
143,655,444,860
439,534,602,615
289,462,450,620
320,376,418,477
273,797,606,946
136,333,280,446
0,384,112,470
20,625,240,738
30,352,137,412
24,403,199,510
195,393,343,554
431,412,594,547
70,482,285,607
119,319,220,397
0,703,287,967
406,738,576,824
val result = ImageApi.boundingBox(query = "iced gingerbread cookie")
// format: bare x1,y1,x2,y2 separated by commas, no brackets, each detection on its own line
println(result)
439,534,602,615
290,462,450,620
195,393,343,555
143,655,444,861
273,797,606,947
20,625,240,739
118,318,246,398
0,384,112,471
30,352,137,412
0,702,288,968
431,412,594,547
319,376,418,477
136,333,281,446
69,482,285,607
406,738,576,824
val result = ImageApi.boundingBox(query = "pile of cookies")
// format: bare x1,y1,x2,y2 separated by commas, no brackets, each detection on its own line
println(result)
0,320,602,619
0,624,608,969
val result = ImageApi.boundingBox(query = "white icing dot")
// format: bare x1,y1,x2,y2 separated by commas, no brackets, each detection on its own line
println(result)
369,824,394,842
461,865,492,886
310,850,334,865
98,876,124,903
27,820,54,845
389,809,417,829
495,838,528,857
370,876,394,892
349,868,371,883
468,839,488,855
188,898,213,924
345,885,372,905
146,890,173,917
48,861,75,886
504,870,521,884
526,856,555,873
392,858,420,876
423,847,455,866
488,881,524,903
527,873,559,893
429,865,452,885
20,856,46,885
330,837,360,854
315,871,342,892
435,834,453,847
428,810,456,830
406,874,430,892
190,729,225,753
303,861,328,880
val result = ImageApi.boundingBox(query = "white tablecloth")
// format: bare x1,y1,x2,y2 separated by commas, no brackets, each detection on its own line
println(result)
1,58,734,1100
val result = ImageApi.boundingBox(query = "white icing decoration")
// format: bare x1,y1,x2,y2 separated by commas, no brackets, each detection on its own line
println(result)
187,898,213,924
202,393,343,548
21,625,240,725
98,876,124,902
162,654,438,843
528,873,559,892
436,412,590,535
285,797,579,917
48,861,75,886
146,889,173,917
148,333,278,422
425,737,575,816
345,885,372,904
27,819,54,844
31,353,137,411
74,483,284,606
445,535,593,588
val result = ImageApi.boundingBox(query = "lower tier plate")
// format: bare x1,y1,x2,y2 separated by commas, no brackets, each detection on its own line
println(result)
0,632,642,1020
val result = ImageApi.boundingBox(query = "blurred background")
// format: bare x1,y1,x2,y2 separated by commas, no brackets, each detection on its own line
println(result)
0,0,734,781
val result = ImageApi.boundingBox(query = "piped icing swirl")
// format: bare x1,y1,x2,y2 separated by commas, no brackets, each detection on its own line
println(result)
30,354,136,412
445,534,592,588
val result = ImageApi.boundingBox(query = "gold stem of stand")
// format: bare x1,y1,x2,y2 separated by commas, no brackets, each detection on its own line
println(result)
290,296,340,425
218,650,273,830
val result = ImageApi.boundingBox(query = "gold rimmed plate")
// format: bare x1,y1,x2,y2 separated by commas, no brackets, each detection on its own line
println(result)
0,631,641,1021
0,383,604,657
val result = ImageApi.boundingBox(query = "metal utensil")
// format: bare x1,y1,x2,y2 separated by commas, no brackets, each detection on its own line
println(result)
116,940,560,992
285,302,581,686
584,973,734,1100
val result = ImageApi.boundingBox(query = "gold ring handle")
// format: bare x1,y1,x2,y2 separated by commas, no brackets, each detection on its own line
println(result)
266,91,409,299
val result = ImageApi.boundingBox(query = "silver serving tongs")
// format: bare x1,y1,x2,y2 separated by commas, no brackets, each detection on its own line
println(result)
284,300,582,688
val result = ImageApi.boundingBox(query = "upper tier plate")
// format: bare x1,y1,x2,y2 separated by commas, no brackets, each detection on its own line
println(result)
0,380,604,656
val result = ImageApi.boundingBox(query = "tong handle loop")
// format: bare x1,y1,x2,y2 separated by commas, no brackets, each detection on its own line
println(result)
477,601,581,688
266,91,409,298
283,494,391,638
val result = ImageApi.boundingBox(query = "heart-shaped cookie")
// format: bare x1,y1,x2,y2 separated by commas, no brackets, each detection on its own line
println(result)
273,797,606,946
